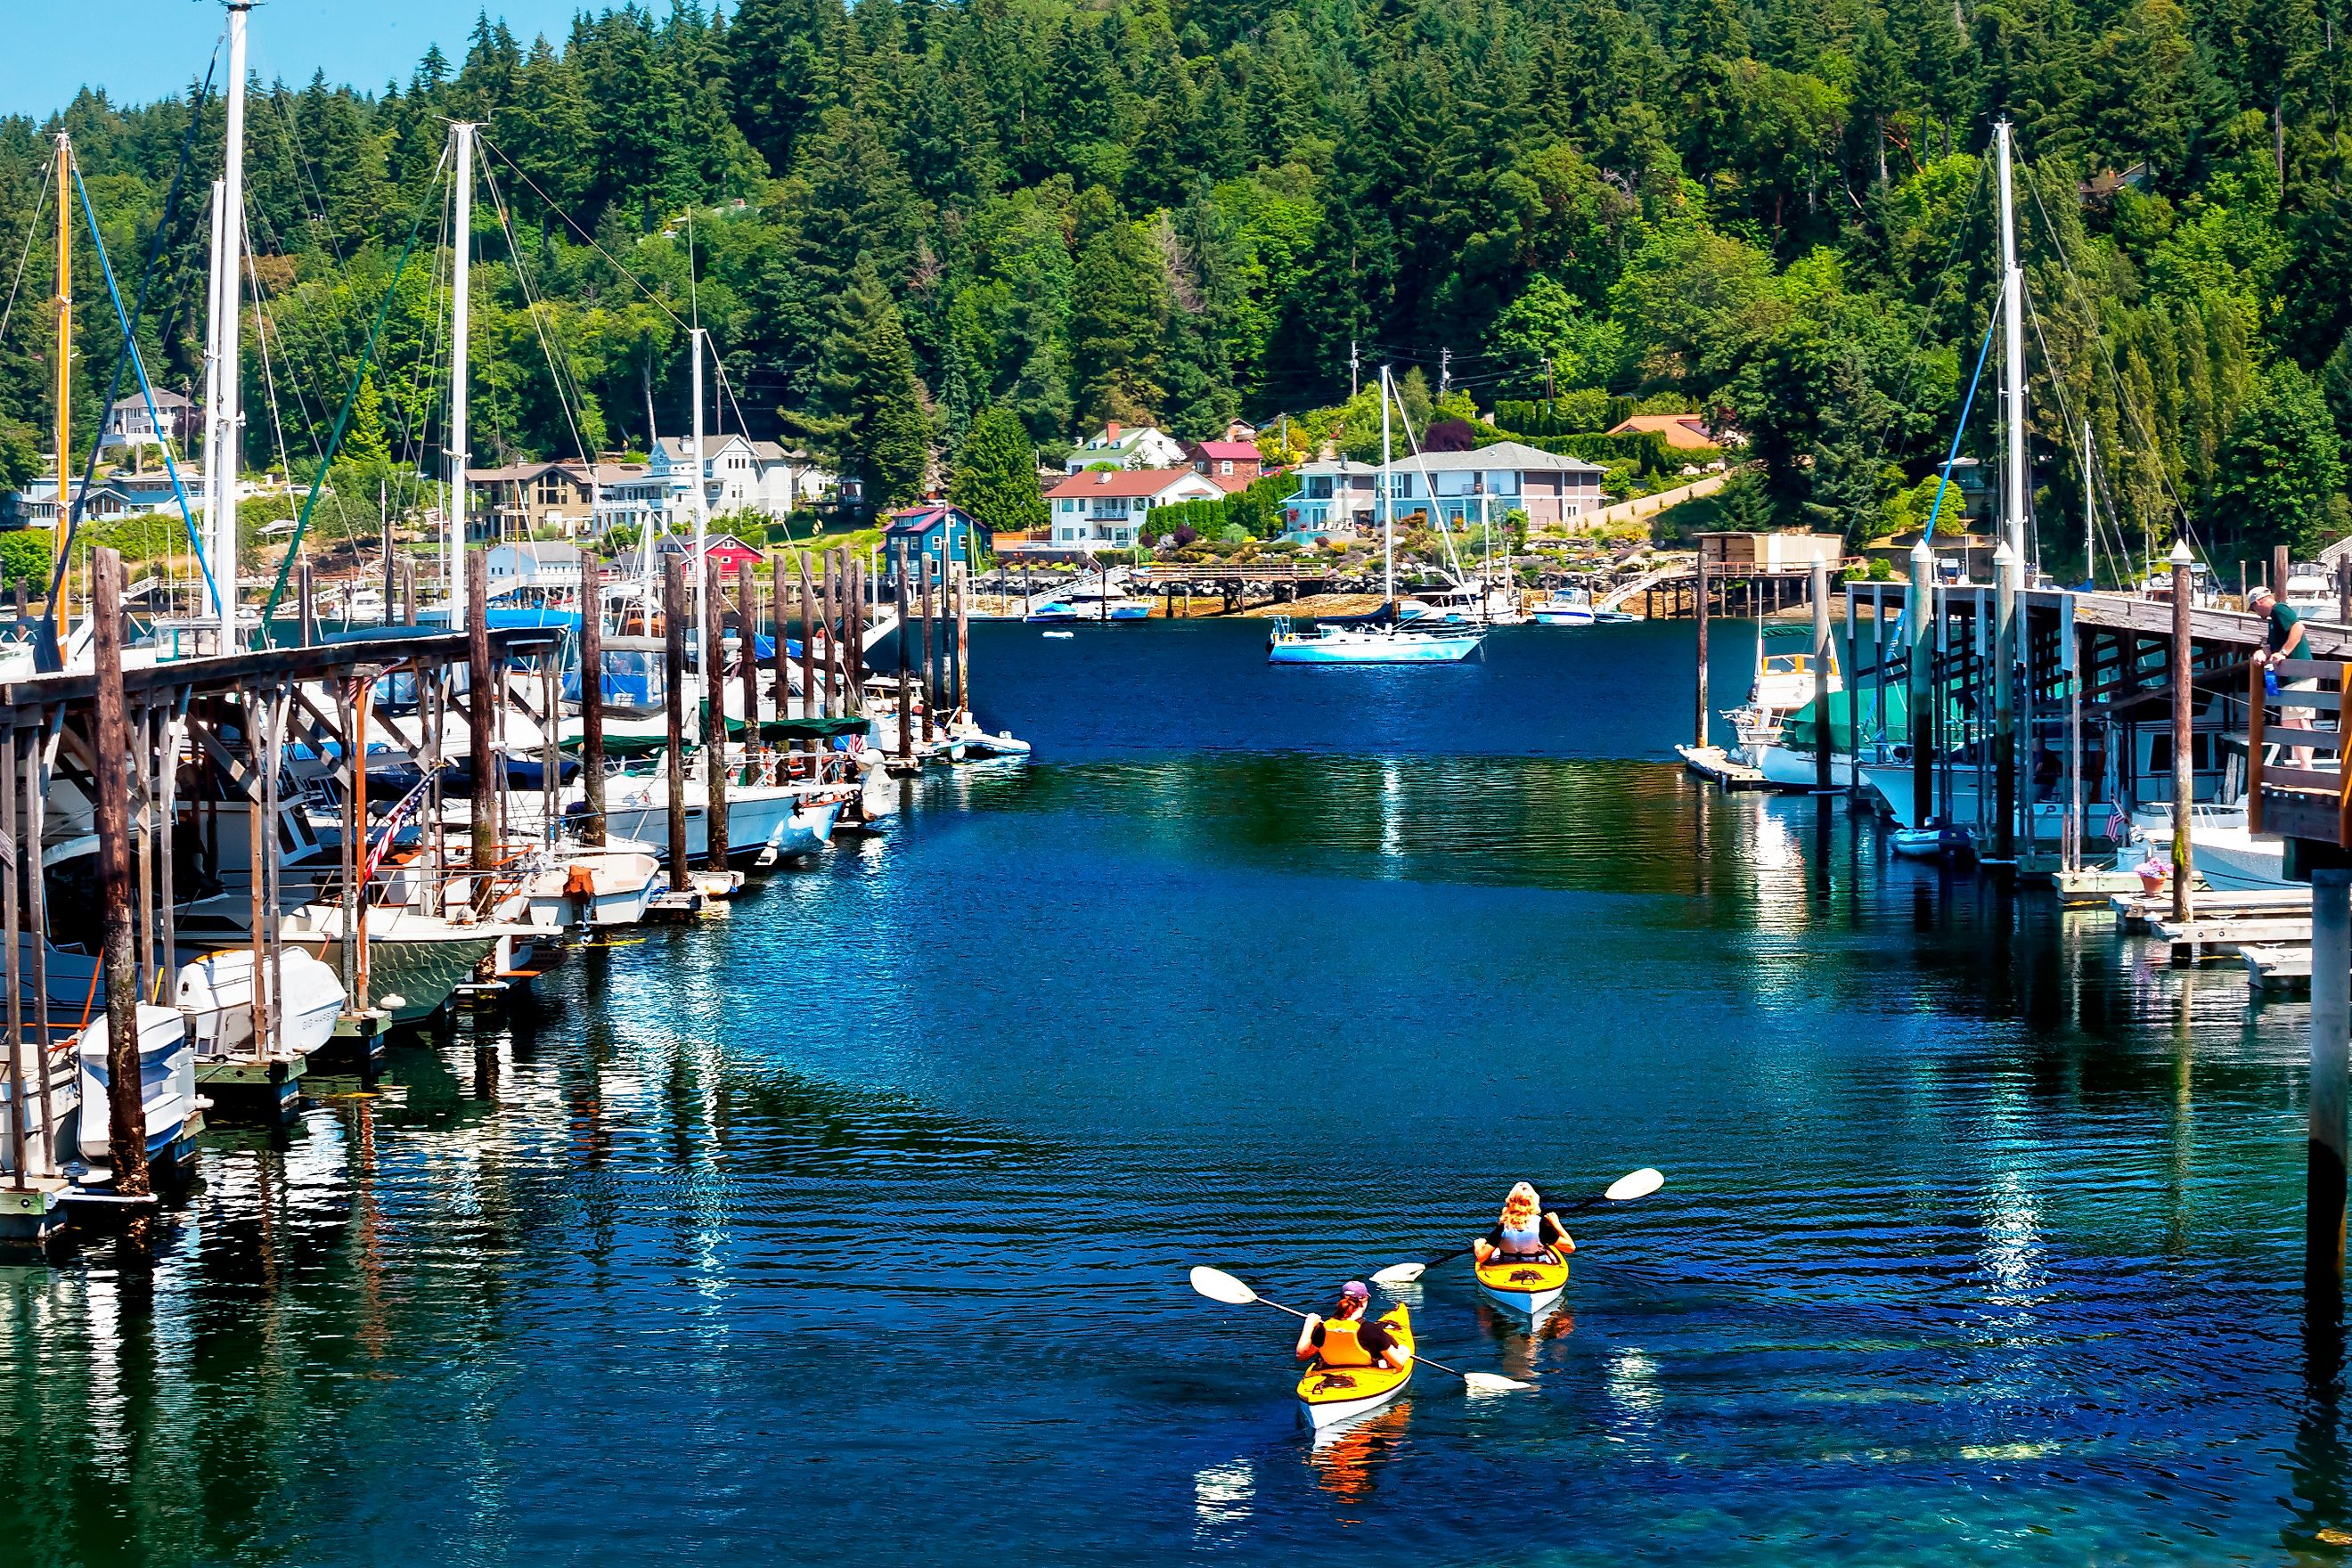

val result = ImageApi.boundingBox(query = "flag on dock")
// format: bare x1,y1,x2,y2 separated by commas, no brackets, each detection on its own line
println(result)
362,775,433,884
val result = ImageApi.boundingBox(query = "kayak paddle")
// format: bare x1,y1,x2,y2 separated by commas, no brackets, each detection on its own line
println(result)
1369,1167,1665,1287
1187,1266,1532,1393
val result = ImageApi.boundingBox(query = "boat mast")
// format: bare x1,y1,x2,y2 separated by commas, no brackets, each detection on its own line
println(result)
51,133,70,633
2081,418,2095,590
449,120,475,625
1996,119,2028,567
1380,365,1393,609
690,324,707,667
213,2,249,641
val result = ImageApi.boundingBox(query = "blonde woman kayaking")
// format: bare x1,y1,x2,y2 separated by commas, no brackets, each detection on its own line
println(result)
1472,1182,1574,1267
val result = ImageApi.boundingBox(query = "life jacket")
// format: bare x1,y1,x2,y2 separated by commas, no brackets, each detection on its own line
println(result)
1317,1316,1375,1368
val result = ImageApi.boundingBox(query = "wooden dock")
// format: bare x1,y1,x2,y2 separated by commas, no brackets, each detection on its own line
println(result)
1677,744,1769,790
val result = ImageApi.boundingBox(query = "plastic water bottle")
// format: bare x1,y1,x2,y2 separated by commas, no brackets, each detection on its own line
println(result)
2266,667,2281,697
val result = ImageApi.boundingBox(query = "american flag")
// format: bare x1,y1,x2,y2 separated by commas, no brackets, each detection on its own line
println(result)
2105,803,2129,843
361,774,435,886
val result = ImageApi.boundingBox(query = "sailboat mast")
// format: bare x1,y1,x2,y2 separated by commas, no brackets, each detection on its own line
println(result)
2081,418,2095,590
52,134,70,632
1996,119,2028,566
201,176,225,624
1380,366,1393,608
215,1,249,641
449,121,475,625
690,325,707,665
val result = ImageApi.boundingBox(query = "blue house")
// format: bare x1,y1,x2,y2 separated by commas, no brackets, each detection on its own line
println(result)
883,502,986,584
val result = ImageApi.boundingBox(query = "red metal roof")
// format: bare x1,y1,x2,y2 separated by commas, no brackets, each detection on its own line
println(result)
1045,468,1216,500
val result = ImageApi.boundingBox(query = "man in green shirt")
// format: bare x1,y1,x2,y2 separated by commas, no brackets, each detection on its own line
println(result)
2251,586,2313,764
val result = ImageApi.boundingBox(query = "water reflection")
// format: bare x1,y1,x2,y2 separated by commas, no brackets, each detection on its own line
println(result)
1304,1405,1410,1500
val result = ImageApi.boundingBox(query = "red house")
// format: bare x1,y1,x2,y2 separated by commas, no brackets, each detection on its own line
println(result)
1182,439,1263,492
657,532,767,577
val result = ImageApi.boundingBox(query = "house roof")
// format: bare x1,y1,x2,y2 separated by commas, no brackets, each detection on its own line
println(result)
1187,440,1260,461
1402,441,1606,474
1208,472,1255,494
883,502,973,535
109,388,194,412
1046,467,1219,500
469,461,591,485
492,541,584,565
1292,460,1381,477
1605,413,1728,450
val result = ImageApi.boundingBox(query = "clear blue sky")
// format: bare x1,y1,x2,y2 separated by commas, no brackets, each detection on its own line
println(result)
2,3,620,118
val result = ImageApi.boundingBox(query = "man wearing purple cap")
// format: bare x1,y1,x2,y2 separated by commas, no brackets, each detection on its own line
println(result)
1294,1281,1408,1371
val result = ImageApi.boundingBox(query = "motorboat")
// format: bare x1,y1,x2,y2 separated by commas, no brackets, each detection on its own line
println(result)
70,1005,200,1171
1267,617,1482,665
1531,588,1597,626
176,947,347,1061
757,796,845,862
1024,600,1080,624
519,842,666,928
577,765,858,865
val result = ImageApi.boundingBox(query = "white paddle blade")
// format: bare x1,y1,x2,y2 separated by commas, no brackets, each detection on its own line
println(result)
1605,1167,1665,1203
1461,1372,1535,1393
1189,1266,1260,1305
1370,1262,1427,1286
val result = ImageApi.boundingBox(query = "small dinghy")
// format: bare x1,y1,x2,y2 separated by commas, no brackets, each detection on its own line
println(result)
1042,630,1074,641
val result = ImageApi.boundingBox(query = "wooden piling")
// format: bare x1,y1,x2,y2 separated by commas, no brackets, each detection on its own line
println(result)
579,576,606,847
2170,543,2193,921
2,723,23,1187
298,560,316,647
2312,867,2350,1281
704,553,729,869
796,553,819,731
468,549,497,880
955,560,970,717
2276,544,2293,605
1693,542,1710,749
894,543,913,763
2063,593,2082,871
2339,557,2351,627
738,558,758,772
92,549,150,1194
919,562,937,745
1810,558,1832,792
824,551,844,723
402,559,417,625
663,557,688,889
1993,543,2018,861
847,556,866,715
772,556,791,745
1908,540,1934,827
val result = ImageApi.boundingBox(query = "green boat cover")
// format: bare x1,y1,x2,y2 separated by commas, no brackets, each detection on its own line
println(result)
1781,687,1912,752
735,715,871,739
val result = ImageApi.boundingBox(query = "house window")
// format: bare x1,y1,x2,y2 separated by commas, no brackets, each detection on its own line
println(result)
1220,460,1232,476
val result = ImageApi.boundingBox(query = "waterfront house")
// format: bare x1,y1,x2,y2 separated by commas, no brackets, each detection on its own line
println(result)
470,461,599,540
14,470,204,526
1605,412,1743,452
486,540,588,597
1182,438,1263,491
655,532,767,578
645,436,837,526
1064,421,1188,473
1278,460,1380,543
99,388,196,457
884,502,986,585
1378,443,1608,530
1044,468,1224,548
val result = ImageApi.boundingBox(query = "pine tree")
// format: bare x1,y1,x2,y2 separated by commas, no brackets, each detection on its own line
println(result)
796,257,935,513
949,405,1049,535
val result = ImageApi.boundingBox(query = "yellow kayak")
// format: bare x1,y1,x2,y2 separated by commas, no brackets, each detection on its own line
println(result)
1474,1248,1569,1320
1294,1304,1415,1430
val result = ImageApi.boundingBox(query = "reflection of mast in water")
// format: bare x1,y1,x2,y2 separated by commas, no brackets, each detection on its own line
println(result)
353,1096,388,1365
1305,1403,1410,1501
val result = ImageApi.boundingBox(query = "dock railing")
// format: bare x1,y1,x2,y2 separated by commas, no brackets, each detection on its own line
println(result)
2248,656,2352,843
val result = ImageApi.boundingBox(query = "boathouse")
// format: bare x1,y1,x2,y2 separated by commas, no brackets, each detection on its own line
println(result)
885,502,985,584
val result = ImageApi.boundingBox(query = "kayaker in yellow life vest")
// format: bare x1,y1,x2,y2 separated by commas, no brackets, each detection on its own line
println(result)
1294,1282,1408,1370
1472,1181,1574,1267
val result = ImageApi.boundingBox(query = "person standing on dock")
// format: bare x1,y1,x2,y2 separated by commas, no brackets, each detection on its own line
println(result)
2251,586,2315,766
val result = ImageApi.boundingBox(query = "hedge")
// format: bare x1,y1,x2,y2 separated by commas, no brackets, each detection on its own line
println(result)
1149,470,1296,542
1491,392,1631,437
1474,428,1719,476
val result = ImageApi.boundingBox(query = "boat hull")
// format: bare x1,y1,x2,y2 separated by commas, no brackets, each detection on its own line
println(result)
176,948,347,1059
599,786,821,863
73,1006,198,1165
1475,1252,1569,1321
523,851,664,928
307,935,501,1024
1749,745,1856,790
1270,633,1483,665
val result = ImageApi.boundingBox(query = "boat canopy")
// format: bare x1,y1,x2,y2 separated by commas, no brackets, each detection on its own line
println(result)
1781,687,1921,752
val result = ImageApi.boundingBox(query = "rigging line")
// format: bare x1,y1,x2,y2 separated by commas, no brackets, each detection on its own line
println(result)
476,134,690,331
2018,158,2204,555
61,158,221,619
2021,283,2145,585
479,159,591,468
0,159,55,350
240,199,367,569
254,170,438,633
42,61,217,651
1922,312,1999,543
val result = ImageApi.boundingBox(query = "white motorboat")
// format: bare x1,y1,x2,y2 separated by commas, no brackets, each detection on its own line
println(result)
586,772,854,864
70,1005,200,1170
1530,588,1596,626
176,948,347,1061
758,797,844,862
519,843,665,928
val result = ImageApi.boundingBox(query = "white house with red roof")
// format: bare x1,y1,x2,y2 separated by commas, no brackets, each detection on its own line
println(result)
1043,468,1225,548
1063,421,1188,473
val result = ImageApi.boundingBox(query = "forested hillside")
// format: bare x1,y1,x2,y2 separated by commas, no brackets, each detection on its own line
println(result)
0,0,2347,567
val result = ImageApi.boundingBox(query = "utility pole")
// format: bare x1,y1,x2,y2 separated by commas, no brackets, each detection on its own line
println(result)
1349,339,1360,400
1440,347,1451,398
1544,355,1555,402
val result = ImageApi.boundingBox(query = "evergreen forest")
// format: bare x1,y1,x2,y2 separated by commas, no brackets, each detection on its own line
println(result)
0,0,2348,571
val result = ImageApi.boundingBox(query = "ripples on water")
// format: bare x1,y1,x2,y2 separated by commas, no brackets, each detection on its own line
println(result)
1,621,2345,1564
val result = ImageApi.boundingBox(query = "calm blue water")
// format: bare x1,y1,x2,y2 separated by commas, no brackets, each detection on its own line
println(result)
3,619,2343,1564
